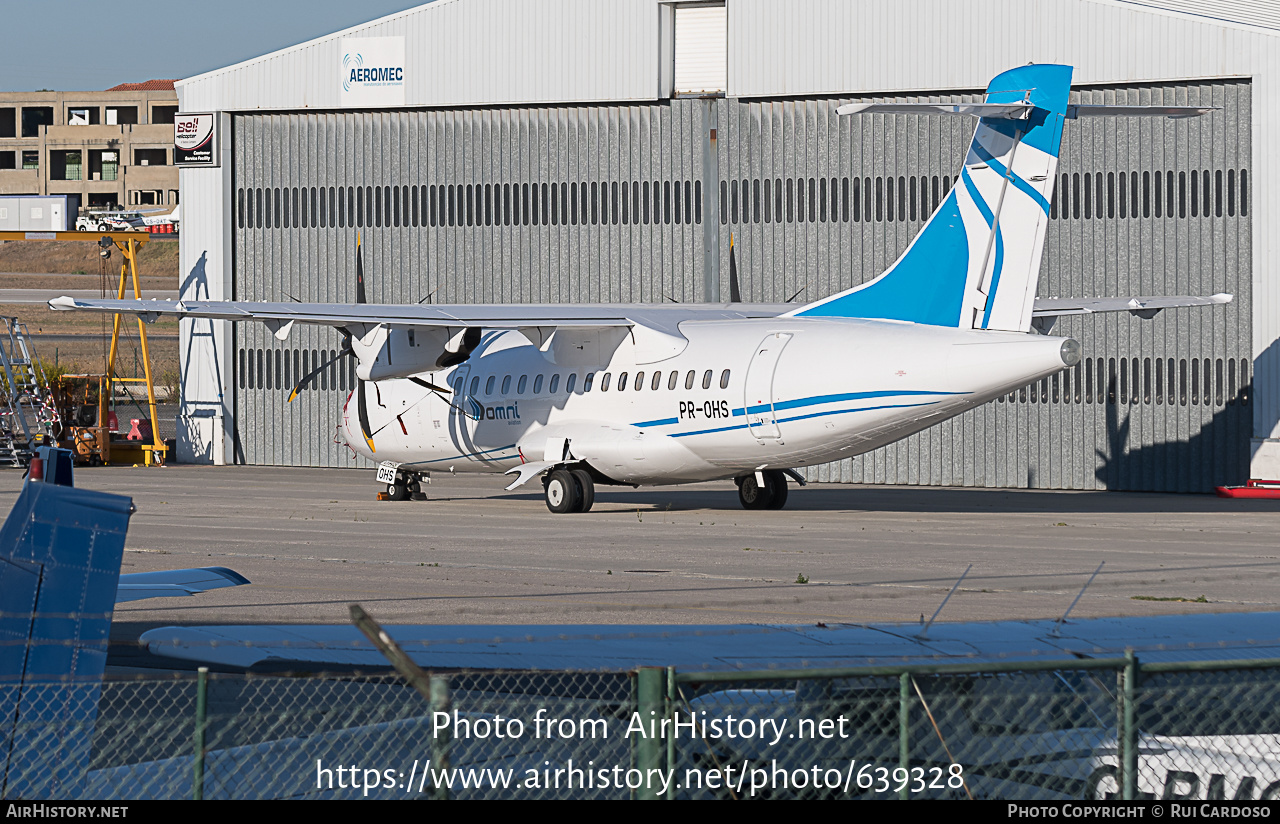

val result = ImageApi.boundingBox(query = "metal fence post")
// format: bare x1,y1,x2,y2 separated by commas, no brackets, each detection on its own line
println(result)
666,666,676,801
193,666,207,801
636,667,666,800
1121,651,1139,801
430,674,451,801
899,672,911,800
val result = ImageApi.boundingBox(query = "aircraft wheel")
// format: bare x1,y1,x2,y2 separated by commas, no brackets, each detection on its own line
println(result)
571,469,595,513
544,469,581,514
386,480,410,501
737,473,775,510
764,470,789,509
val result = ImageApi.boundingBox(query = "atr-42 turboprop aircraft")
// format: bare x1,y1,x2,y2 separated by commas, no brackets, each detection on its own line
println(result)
53,65,1230,513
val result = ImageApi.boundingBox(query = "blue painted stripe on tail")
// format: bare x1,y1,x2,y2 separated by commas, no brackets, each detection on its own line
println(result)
971,141,1052,215
960,168,1006,329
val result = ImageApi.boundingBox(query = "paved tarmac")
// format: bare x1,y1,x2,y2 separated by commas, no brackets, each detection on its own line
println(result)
5,465,1276,640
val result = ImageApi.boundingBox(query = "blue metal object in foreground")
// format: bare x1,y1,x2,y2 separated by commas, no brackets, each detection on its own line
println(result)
0,481,133,798
32,446,75,487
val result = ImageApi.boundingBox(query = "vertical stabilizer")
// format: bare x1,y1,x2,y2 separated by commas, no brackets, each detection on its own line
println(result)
790,64,1072,332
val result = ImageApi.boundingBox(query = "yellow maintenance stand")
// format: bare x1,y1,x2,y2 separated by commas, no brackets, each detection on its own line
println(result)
0,230,168,465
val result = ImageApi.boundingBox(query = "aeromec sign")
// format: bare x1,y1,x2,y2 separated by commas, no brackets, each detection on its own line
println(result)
339,37,405,107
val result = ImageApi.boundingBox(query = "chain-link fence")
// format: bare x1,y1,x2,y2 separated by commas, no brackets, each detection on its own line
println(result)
5,653,1280,799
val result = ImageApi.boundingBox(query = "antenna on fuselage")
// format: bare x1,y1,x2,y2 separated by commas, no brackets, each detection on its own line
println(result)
916,564,972,640
1051,561,1105,637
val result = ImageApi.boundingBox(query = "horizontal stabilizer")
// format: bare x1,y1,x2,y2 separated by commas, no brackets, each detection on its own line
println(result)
837,102,1033,119
1033,293,1232,318
1066,104,1216,119
115,566,251,603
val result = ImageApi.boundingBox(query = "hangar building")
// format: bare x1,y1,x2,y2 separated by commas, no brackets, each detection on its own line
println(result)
174,0,1276,492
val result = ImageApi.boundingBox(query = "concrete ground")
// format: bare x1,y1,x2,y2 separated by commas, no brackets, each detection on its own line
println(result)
7,464,1276,640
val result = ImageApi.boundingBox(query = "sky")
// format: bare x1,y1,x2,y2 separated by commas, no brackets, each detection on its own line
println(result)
0,0,430,92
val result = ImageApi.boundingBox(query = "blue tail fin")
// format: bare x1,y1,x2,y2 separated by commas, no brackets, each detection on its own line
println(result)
790,64,1072,332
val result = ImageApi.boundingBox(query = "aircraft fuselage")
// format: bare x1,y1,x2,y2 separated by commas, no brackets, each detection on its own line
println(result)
339,316,1076,486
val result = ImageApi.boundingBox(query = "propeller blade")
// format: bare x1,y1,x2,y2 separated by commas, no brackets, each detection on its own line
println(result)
729,232,742,303
357,379,375,453
408,376,452,394
355,233,367,305
288,348,350,402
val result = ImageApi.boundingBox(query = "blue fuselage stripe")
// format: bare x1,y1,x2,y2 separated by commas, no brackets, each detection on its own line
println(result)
669,400,943,438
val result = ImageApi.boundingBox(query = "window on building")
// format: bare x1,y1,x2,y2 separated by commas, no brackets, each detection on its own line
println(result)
0,152,13,170
0,108,15,138
67,107,99,126
50,150,82,181
89,149,119,181
150,105,178,125
105,106,137,126
20,107,52,138
134,148,167,166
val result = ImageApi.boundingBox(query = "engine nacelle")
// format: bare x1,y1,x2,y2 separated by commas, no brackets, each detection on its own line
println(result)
352,324,477,381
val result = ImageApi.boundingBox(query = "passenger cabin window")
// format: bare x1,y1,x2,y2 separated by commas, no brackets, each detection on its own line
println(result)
685,370,696,390
485,376,496,395
702,370,713,390
533,375,543,394
583,373,594,392
501,376,512,394
720,369,731,389
549,374,560,394
600,373,612,391
668,371,679,390
618,372,628,391
634,371,644,391
565,373,576,393
652,372,662,391
517,375,527,394
470,377,480,395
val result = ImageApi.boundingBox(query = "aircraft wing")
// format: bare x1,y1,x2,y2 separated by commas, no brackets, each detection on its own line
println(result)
48,296,791,337
1033,293,1232,319
139,612,1280,672
115,566,250,603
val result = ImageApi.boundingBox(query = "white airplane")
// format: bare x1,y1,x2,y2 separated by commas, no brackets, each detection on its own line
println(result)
51,64,1229,513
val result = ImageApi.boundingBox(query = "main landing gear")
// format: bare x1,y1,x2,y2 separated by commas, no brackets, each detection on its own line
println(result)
384,470,428,501
543,467,595,513
736,470,789,510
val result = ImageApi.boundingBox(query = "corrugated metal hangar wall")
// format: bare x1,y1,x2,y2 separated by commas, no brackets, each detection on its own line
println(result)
231,79,1251,492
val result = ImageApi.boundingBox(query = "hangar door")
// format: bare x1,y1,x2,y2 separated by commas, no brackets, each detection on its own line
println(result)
715,80,1252,492
230,101,708,468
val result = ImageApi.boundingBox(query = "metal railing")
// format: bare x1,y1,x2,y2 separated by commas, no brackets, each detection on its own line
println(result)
5,651,1280,800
